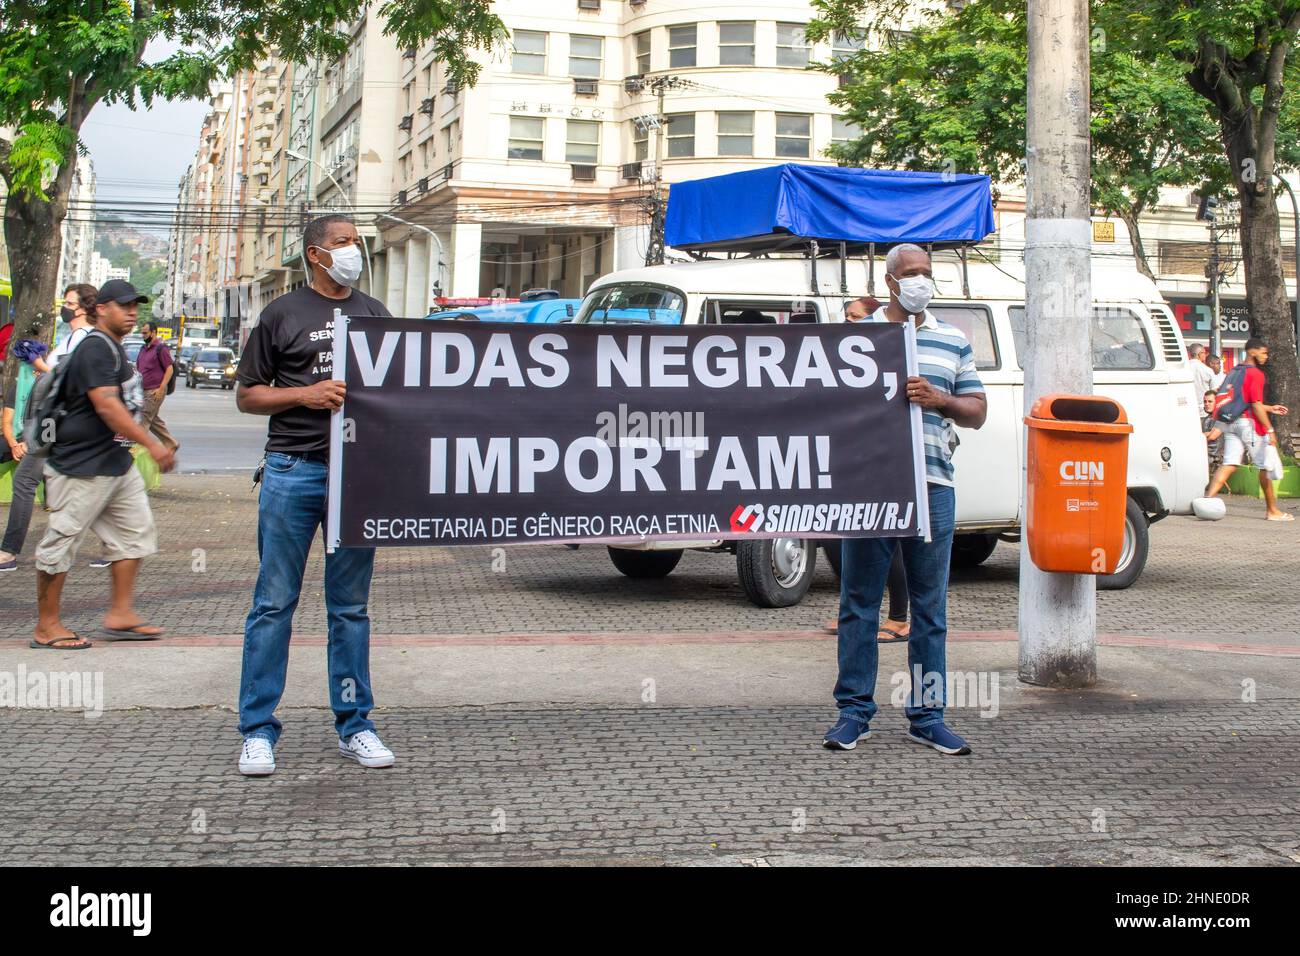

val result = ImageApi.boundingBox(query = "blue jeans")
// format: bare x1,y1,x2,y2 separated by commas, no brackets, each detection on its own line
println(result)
238,453,377,744
834,483,956,729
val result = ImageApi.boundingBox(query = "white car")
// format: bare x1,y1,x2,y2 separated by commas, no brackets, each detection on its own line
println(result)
575,255,1205,607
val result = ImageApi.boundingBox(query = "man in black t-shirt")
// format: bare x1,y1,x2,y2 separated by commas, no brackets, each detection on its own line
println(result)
31,280,177,650
234,214,396,776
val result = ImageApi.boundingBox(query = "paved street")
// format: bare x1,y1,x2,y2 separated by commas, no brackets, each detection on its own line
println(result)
0,475,1297,865
161,380,264,474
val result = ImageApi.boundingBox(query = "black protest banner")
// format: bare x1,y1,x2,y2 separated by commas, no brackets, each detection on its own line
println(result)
326,315,928,549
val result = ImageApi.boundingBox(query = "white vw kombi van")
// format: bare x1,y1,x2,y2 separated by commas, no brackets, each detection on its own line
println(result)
575,254,1206,607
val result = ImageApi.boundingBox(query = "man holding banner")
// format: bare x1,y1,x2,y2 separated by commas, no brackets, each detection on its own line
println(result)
824,244,987,756
233,215,396,777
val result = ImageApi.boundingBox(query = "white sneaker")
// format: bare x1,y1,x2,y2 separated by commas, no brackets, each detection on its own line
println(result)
239,736,276,776
339,730,395,768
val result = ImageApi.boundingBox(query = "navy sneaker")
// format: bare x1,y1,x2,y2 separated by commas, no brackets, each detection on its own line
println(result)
89,557,111,569
822,715,872,750
906,723,971,755
0,558,16,572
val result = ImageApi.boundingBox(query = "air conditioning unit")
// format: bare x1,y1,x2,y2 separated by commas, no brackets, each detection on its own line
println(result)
574,78,599,96
402,47,417,60
577,0,601,9
621,161,642,181
443,79,460,95
624,75,645,94
418,176,429,194
419,97,435,115
571,164,597,182
442,162,454,181
398,114,414,131
395,189,409,206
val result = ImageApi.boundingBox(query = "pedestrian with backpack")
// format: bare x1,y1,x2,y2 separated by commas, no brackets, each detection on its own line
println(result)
0,339,50,571
29,279,176,650
135,321,179,455
1199,337,1292,522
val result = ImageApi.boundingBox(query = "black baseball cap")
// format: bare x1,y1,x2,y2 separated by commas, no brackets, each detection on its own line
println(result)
97,278,149,305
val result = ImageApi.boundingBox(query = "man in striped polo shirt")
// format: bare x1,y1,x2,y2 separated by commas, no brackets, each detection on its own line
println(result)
824,243,987,755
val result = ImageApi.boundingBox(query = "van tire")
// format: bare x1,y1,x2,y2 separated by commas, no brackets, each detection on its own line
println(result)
951,533,999,568
607,547,683,578
1098,496,1149,591
820,539,843,577
737,538,817,608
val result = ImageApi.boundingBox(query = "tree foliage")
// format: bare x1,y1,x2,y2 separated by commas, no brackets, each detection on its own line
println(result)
0,1,506,199
808,0,1299,277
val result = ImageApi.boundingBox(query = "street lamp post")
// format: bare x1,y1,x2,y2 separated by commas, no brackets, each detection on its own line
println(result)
376,212,447,305
284,148,374,291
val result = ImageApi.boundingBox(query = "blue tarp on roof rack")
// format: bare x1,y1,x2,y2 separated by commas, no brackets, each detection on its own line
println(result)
664,164,995,253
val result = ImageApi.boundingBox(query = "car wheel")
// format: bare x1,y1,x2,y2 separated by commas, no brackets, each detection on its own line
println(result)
820,539,843,577
737,537,817,608
607,547,683,578
950,533,999,568
1098,496,1149,590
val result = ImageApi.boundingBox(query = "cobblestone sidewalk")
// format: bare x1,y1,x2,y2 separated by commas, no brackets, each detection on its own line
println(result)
3,698,1297,866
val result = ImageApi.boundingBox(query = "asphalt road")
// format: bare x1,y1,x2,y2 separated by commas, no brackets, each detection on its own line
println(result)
159,377,267,473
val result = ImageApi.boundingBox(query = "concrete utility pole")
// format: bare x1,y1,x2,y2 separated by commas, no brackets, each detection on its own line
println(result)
1019,0,1096,687
644,75,686,266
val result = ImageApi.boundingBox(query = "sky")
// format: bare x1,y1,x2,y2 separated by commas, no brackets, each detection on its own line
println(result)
76,38,210,231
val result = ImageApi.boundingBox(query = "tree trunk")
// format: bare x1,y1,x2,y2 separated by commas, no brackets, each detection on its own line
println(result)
1119,208,1156,281
1238,184,1300,454
1,151,75,392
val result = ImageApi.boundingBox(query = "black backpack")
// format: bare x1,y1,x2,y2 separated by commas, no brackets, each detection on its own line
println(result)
23,329,121,458
1212,364,1251,425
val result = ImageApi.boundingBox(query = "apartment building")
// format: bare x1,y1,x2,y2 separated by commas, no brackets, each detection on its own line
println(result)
57,154,97,292
377,0,858,314
161,0,1298,351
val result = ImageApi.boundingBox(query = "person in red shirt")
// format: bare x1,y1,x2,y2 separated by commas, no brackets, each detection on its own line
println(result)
1205,337,1292,520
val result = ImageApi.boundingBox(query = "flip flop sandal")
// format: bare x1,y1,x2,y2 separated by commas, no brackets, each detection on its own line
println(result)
877,623,910,643
1266,513,1295,522
102,624,165,640
29,634,92,651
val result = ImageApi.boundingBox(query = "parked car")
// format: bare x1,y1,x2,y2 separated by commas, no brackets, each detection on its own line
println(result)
186,347,238,390
424,299,582,323
175,344,199,379
575,255,1205,607
121,334,146,363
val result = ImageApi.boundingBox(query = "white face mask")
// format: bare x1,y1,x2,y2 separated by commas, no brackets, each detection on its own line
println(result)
313,243,363,286
890,274,934,315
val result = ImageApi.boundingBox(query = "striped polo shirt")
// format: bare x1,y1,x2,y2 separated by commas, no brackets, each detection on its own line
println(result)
869,307,985,486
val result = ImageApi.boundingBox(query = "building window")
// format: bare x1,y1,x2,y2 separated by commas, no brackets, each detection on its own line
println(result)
831,115,860,145
776,23,810,68
508,116,544,160
566,119,600,163
776,112,811,157
513,30,547,74
718,22,755,66
666,112,695,157
632,120,648,161
635,31,651,74
832,30,865,64
569,35,603,78
717,111,753,156
669,24,697,68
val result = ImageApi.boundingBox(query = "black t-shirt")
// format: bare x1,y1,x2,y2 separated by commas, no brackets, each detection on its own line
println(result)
49,333,133,477
236,285,392,454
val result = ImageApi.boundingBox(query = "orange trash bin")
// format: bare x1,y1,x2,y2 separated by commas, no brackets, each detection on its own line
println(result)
1024,394,1134,574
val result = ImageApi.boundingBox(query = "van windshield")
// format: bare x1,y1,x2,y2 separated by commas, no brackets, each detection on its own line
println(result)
576,283,685,325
